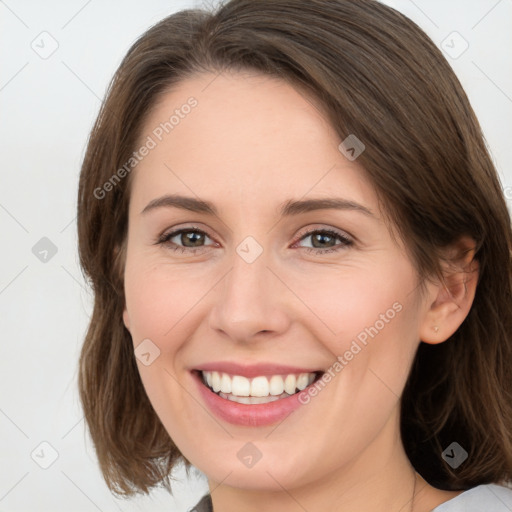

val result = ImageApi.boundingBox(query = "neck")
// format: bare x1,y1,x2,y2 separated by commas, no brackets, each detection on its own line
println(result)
207,406,421,512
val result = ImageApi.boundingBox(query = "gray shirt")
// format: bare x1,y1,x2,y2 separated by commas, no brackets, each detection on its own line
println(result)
191,483,512,511
432,483,512,511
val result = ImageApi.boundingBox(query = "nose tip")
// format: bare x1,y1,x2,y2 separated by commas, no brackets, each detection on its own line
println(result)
207,249,290,343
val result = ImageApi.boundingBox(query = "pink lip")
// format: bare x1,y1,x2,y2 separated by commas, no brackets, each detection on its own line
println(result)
191,370,316,427
194,361,324,378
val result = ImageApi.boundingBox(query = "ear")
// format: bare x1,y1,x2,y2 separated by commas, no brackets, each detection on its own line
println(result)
113,242,131,333
123,307,131,332
419,236,479,344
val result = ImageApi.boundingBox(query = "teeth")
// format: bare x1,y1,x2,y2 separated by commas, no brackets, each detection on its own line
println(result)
296,373,310,391
202,370,318,398
219,391,289,404
284,374,296,394
269,375,284,395
211,371,222,393
250,376,269,397
220,373,231,394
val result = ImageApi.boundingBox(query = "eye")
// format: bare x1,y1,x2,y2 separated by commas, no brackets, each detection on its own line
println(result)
155,226,353,255
156,227,216,254
293,228,353,254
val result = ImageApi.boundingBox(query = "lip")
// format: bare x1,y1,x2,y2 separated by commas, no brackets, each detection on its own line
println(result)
194,361,324,378
191,370,319,427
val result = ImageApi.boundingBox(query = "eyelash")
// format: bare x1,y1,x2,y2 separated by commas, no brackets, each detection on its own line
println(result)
155,226,353,255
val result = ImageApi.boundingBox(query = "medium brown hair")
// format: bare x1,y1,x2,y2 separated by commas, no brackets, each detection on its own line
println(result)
77,0,512,496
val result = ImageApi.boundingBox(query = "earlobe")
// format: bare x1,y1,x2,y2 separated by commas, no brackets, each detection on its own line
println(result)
123,308,131,332
419,236,479,345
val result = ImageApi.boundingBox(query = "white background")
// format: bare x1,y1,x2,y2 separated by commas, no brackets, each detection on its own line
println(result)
0,0,511,511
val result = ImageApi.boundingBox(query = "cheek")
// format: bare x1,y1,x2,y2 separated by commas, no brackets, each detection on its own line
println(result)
124,269,171,343
123,258,214,353
124,251,173,325
293,261,420,390
288,261,410,342
123,261,199,429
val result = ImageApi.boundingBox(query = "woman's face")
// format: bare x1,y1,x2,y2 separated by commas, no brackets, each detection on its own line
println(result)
122,71,434,491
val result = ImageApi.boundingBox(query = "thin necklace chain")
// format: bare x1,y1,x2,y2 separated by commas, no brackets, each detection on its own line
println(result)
410,471,417,512
208,471,420,511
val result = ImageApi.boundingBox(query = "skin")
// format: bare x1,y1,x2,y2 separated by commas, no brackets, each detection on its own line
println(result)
122,71,478,512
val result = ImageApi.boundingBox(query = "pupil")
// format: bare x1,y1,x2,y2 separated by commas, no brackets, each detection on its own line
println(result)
313,233,333,248
184,232,204,247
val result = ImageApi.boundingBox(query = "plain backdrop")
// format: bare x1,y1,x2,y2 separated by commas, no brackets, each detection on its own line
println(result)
0,0,511,511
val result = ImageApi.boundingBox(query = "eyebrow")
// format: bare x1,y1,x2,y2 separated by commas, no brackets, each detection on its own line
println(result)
140,194,374,218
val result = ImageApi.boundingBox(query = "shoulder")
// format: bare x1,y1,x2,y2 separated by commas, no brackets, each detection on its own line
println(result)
189,493,213,512
188,485,512,512
432,483,512,511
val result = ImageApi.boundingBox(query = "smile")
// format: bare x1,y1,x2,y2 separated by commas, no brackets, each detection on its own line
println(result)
200,370,323,404
191,368,326,426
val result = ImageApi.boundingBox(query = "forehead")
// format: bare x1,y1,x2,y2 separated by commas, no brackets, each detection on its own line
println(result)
129,71,378,216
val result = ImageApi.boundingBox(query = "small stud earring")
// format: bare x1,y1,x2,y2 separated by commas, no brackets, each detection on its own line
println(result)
433,326,439,333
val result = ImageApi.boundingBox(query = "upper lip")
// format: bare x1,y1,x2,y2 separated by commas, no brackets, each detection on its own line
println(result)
194,361,325,378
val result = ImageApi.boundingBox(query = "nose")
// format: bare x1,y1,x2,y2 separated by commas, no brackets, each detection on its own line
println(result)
208,241,291,344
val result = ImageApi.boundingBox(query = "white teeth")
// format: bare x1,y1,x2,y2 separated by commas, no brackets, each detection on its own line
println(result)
220,373,231,394
284,374,296,395
232,375,251,396
269,375,284,395
201,370,319,398
219,391,288,404
211,371,221,393
250,376,269,397
297,373,310,391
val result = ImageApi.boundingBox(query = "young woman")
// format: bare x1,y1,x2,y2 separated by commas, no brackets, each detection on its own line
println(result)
77,1,512,510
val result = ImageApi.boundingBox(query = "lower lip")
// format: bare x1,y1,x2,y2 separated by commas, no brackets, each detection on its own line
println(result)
191,371,315,427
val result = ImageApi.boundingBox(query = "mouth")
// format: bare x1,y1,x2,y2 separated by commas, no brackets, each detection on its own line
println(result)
192,369,325,405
